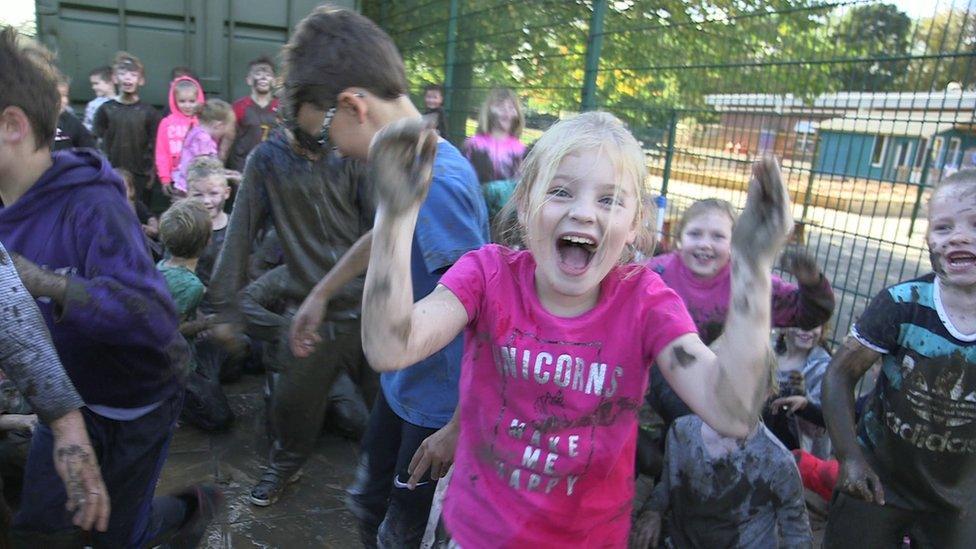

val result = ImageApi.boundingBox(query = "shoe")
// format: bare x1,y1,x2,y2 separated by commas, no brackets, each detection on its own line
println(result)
248,468,302,507
167,483,224,549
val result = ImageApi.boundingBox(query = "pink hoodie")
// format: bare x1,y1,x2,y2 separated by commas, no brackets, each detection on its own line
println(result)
155,75,204,185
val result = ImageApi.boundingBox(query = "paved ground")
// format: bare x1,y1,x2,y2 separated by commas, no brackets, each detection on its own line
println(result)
155,374,362,548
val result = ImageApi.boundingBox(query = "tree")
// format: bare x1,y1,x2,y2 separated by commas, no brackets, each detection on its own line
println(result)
908,7,976,91
829,3,912,91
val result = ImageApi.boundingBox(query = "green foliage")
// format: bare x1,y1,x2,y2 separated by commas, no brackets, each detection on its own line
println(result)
829,3,912,91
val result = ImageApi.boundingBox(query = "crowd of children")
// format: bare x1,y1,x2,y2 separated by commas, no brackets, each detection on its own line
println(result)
0,4,974,548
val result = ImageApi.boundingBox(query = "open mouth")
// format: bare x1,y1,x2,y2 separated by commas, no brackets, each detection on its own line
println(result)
556,234,597,275
946,251,976,269
691,250,715,262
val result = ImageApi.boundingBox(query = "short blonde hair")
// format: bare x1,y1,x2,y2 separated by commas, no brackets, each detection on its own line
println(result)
159,199,212,258
476,88,523,138
196,98,233,124
186,156,228,189
498,111,652,260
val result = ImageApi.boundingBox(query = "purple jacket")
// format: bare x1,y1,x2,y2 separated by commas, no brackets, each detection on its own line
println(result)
0,150,185,407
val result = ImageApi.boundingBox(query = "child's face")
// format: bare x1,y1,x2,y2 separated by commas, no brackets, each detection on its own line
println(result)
114,68,144,96
927,183,976,289
523,148,638,311
188,176,231,219
90,75,115,98
175,87,199,117
490,99,517,134
788,326,821,351
246,64,274,94
424,89,443,110
57,83,70,112
678,209,733,279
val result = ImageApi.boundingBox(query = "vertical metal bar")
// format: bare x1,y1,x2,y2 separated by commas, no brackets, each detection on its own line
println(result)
907,136,934,237
118,0,127,50
580,0,607,111
226,0,234,98
183,0,191,67
286,0,294,39
800,135,821,222
443,0,460,117
660,109,678,197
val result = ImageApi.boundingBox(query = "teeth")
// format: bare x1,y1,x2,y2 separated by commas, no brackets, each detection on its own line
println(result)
562,235,596,246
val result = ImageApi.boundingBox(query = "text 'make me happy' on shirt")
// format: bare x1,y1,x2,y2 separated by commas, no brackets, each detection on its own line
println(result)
439,245,696,548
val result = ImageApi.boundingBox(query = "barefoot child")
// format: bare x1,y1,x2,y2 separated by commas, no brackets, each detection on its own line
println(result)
822,170,976,548
362,111,794,546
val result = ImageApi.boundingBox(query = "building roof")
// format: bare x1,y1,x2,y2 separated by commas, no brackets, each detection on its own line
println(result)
705,90,976,114
817,111,976,137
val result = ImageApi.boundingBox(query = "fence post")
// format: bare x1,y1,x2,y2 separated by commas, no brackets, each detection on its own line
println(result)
580,0,607,111
907,148,933,238
443,0,460,119
800,136,821,222
660,109,678,197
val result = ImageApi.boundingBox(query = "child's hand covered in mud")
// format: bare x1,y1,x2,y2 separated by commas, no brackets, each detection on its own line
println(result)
779,246,822,286
368,117,439,216
732,156,793,267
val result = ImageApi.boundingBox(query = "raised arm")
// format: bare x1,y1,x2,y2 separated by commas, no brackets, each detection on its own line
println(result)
361,118,469,372
656,157,793,438
822,337,884,503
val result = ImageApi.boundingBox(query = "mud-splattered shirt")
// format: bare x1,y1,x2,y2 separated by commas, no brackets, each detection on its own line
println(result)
852,273,976,512
649,415,812,548
208,129,372,321
0,241,84,423
439,245,696,548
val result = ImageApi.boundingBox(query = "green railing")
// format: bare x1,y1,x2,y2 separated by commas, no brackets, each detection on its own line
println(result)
367,0,976,345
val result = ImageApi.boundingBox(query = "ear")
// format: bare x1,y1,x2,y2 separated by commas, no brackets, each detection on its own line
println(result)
138,74,146,87
222,184,232,200
0,107,32,146
337,89,368,125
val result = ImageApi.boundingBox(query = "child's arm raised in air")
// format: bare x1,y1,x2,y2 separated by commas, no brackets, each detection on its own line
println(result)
656,157,793,438
361,118,469,371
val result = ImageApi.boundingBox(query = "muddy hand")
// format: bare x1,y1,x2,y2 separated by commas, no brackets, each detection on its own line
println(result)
779,246,822,286
731,156,793,266
838,455,885,505
368,117,439,216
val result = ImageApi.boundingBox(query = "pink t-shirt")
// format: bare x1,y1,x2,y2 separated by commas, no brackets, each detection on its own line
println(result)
439,245,696,548
172,125,219,192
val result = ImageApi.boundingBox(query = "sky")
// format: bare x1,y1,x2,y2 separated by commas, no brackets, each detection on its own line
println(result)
0,0,969,33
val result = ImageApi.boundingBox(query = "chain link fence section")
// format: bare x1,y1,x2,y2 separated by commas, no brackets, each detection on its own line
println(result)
367,0,976,345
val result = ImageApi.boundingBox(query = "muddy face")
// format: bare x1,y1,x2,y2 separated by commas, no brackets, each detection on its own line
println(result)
927,185,976,289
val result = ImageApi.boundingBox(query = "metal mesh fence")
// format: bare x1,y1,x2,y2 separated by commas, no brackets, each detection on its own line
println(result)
367,0,976,345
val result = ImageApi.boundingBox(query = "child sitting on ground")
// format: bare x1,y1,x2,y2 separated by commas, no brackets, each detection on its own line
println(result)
157,198,211,330
637,414,812,548
362,110,795,546
155,75,205,193
172,98,237,195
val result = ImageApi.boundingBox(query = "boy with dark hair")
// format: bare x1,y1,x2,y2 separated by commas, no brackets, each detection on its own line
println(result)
92,51,162,208
54,73,96,151
0,28,218,546
228,55,279,171
823,169,976,548
422,82,449,140
84,65,115,131
283,8,488,545
206,11,377,508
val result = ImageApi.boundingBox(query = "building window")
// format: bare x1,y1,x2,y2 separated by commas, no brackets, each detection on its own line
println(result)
895,142,913,167
947,137,962,167
914,138,928,168
931,136,945,166
871,135,889,167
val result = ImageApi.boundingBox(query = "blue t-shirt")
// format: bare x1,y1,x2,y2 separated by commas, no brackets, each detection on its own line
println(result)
380,141,489,428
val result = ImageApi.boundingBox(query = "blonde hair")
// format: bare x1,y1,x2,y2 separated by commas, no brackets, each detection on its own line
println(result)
186,156,228,188
675,198,737,242
476,88,523,138
497,111,652,261
195,98,233,124
159,199,212,258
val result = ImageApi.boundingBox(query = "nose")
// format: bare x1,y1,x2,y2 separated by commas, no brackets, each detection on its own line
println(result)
569,201,596,224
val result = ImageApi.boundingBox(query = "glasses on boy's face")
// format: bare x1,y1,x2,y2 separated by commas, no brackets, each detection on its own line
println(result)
317,106,337,148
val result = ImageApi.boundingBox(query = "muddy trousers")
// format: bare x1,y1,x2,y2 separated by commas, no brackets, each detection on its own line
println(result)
346,391,439,549
10,392,189,548
823,492,976,549
266,320,366,478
